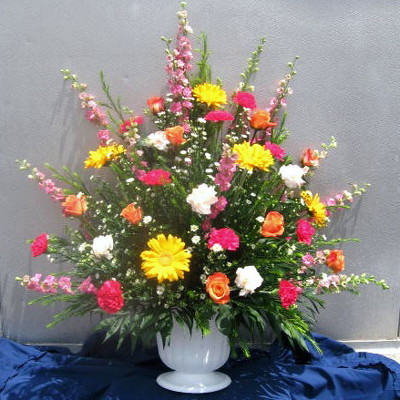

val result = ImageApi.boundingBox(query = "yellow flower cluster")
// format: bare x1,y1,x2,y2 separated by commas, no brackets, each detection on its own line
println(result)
192,83,227,108
84,144,125,169
301,190,328,227
232,141,274,172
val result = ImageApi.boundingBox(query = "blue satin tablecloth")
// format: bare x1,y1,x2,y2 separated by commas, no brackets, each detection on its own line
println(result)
0,333,399,399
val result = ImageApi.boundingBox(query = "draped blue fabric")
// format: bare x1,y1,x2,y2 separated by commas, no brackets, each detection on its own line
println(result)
0,333,399,399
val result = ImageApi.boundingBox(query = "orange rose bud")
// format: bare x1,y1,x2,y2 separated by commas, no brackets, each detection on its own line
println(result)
147,96,164,114
302,148,320,168
326,250,345,273
260,211,285,238
62,194,87,217
121,203,143,225
250,109,278,130
205,272,230,304
165,125,186,145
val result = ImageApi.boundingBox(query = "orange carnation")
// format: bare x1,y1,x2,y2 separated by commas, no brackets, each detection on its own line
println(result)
62,194,87,217
205,272,230,304
165,126,185,145
326,250,345,273
260,211,285,238
121,203,143,225
250,109,278,130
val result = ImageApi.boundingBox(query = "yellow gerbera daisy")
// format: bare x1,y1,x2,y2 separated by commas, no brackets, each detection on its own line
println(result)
301,190,328,227
232,141,274,172
84,144,125,169
140,234,192,283
192,83,227,108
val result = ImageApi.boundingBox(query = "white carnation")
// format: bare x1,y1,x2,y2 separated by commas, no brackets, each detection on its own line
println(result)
235,265,263,296
144,131,169,151
279,164,308,189
186,183,218,215
92,235,114,260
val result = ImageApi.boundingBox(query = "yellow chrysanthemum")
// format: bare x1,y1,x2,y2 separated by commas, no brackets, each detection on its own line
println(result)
232,141,274,172
84,144,125,168
140,234,192,283
301,190,328,227
192,83,227,108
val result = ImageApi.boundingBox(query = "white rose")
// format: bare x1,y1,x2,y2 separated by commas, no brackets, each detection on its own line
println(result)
235,265,263,296
92,235,114,260
279,164,308,189
186,184,218,215
144,131,169,151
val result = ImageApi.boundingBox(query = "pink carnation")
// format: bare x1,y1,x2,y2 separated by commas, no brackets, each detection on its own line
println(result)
278,280,302,309
296,219,316,246
207,228,240,251
233,91,257,109
96,280,124,314
138,169,171,186
265,142,286,162
31,233,49,257
205,110,234,122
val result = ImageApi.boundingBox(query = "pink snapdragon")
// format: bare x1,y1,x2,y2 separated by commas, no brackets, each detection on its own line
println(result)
207,228,240,251
97,129,111,145
165,7,193,126
31,169,65,202
214,153,238,192
301,253,316,267
21,274,75,294
78,276,98,295
85,106,109,126
209,196,228,219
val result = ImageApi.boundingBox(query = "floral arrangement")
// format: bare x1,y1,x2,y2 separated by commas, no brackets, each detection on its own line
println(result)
17,2,387,355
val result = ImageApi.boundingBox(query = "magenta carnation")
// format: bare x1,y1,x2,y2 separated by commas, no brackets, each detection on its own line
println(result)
205,110,234,122
233,91,257,109
296,219,316,245
278,280,301,309
138,169,171,186
96,280,124,314
265,142,286,162
207,228,240,251
31,233,49,257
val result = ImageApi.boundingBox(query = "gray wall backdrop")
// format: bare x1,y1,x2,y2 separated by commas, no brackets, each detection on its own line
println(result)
1,0,399,345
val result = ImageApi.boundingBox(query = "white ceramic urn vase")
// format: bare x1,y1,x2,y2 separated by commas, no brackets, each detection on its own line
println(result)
156,318,231,394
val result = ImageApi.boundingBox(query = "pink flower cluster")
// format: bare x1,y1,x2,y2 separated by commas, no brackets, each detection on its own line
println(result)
34,170,65,202
214,153,238,192
324,191,353,207
166,9,193,128
21,275,97,295
201,196,228,231
205,110,234,122
207,228,240,251
79,92,109,126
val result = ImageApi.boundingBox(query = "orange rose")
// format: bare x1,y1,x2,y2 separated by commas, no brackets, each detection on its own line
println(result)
326,250,345,273
121,203,143,225
62,194,87,217
205,272,230,304
250,109,278,130
260,211,285,237
165,125,185,145
147,96,164,114
302,148,320,168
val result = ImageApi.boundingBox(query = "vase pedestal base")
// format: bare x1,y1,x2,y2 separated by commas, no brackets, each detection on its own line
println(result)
156,371,231,393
